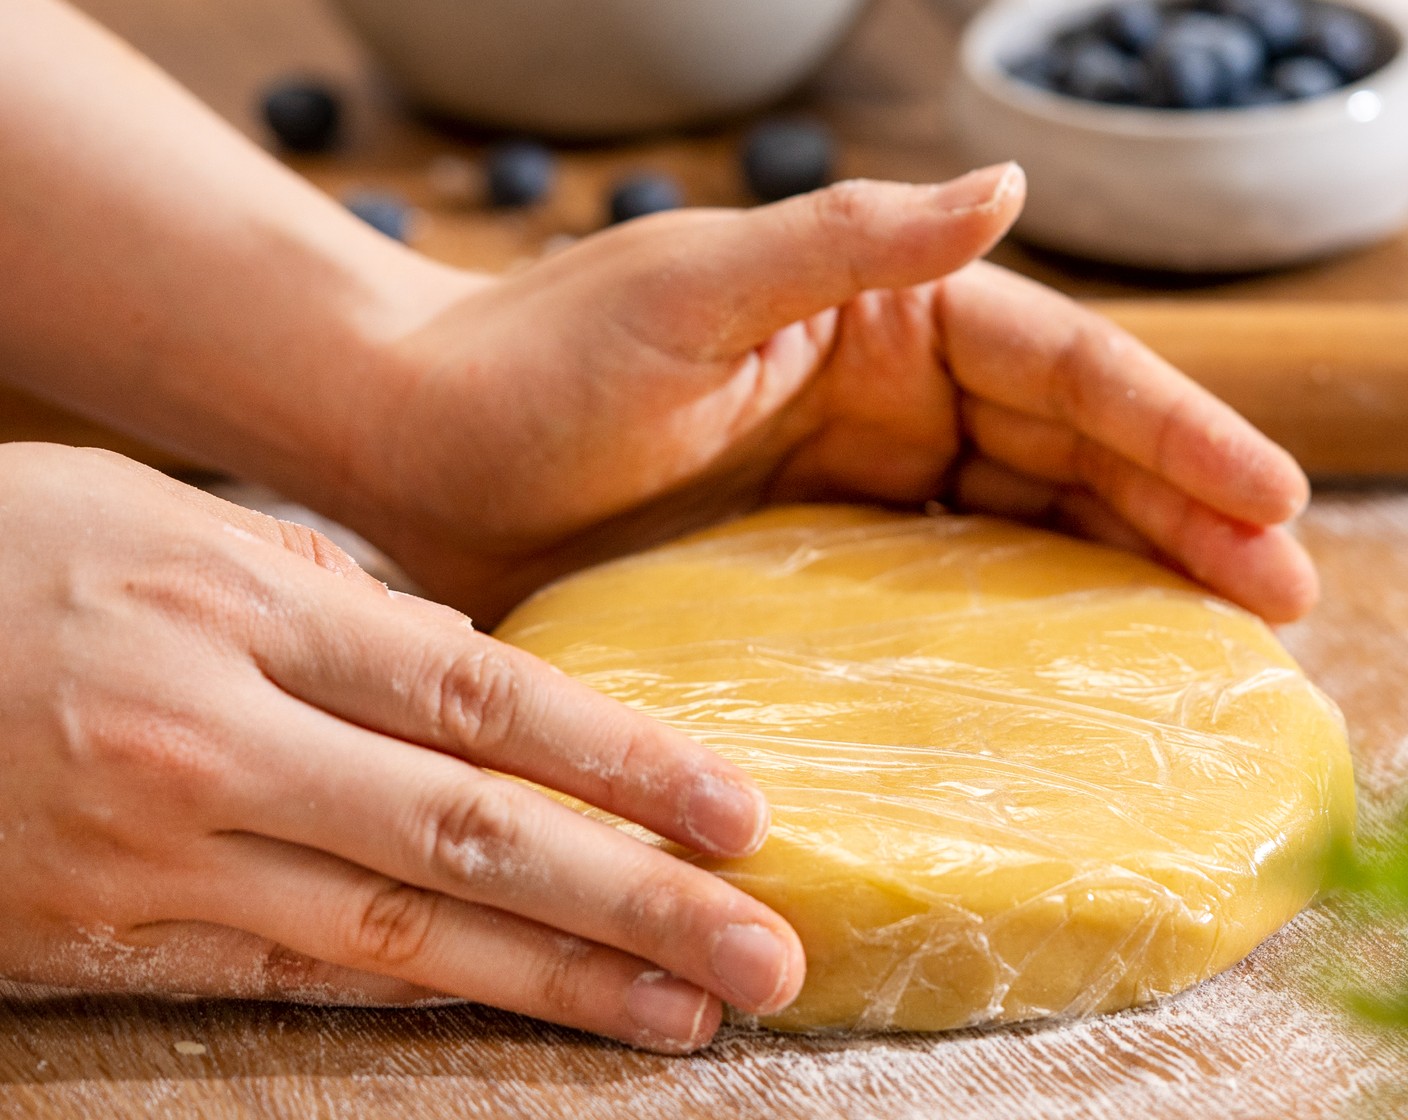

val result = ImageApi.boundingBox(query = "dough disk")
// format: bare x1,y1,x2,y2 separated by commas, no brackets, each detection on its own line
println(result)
494,506,1355,1032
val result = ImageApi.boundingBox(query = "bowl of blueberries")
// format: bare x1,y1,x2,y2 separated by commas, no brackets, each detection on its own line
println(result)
952,0,1408,271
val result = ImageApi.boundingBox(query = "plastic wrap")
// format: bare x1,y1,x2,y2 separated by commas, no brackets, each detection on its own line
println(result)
493,505,1356,1033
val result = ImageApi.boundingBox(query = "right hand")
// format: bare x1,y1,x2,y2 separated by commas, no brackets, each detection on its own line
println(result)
329,169,1316,628
0,443,803,1053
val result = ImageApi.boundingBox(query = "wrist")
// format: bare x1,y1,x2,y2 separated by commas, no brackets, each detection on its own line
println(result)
255,246,490,528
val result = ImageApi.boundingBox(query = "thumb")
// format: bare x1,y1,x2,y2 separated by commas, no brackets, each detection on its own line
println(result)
680,162,1025,355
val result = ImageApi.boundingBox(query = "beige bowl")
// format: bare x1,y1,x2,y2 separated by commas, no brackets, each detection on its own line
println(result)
952,0,1408,272
329,0,865,138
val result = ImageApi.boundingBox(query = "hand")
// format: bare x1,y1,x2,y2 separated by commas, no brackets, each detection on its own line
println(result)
0,443,803,1052
340,164,1315,626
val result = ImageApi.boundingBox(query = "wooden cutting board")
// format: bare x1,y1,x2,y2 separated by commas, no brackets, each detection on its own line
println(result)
2,488,1406,1119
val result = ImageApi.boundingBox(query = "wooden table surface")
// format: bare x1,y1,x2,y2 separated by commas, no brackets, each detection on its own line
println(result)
3,1,1408,1116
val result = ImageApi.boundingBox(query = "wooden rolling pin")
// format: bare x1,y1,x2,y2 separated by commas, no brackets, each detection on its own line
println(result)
1091,301,1408,479
2,302,1406,479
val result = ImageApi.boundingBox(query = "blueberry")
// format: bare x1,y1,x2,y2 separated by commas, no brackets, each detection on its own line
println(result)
1233,80,1289,104
1271,53,1344,96
1229,81,1288,105
608,174,683,224
1146,40,1227,106
741,118,834,202
344,191,411,241
1157,12,1268,96
485,141,556,207
260,79,341,153
1299,5,1380,80
1048,32,1104,84
1210,0,1306,55
1008,53,1058,90
1097,1,1165,53
1060,40,1145,101
1017,0,1376,111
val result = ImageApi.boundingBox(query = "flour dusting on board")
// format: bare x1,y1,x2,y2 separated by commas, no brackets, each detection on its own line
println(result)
692,910,1400,1120
1282,493,1408,825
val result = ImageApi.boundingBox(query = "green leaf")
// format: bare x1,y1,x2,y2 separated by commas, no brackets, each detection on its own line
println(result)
1330,811,1408,1029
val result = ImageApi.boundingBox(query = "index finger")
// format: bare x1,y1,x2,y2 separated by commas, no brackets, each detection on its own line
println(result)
939,261,1310,527
239,539,771,862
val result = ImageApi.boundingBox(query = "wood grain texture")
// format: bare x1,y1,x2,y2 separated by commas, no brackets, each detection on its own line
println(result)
1,489,1407,1119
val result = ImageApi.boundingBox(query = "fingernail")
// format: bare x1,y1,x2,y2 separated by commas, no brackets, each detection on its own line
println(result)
939,161,1024,215
1289,472,1313,521
626,971,710,1046
683,772,769,855
710,923,790,1013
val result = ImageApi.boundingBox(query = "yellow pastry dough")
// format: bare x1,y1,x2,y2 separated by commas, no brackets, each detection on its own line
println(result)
495,506,1356,1032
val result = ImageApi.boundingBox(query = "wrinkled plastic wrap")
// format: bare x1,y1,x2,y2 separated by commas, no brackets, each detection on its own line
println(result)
494,505,1357,1033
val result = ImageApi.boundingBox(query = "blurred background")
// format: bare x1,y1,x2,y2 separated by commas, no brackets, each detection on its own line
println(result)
51,0,1408,283
6,0,1408,477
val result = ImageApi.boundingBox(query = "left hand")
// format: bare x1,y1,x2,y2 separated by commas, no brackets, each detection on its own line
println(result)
334,164,1316,625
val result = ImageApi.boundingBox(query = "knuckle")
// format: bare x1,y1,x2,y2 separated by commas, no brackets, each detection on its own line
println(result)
425,782,524,885
429,646,524,747
276,520,359,577
1046,314,1126,429
535,940,591,1018
261,942,427,1004
343,881,439,969
112,538,276,650
806,180,877,298
1150,392,1193,480
617,867,690,951
76,446,134,471
260,943,329,994
46,693,227,864
593,732,644,807
1046,332,1089,423
811,178,876,234
84,704,225,807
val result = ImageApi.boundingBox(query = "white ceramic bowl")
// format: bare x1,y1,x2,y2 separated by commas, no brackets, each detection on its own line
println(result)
952,0,1408,272
329,0,866,138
